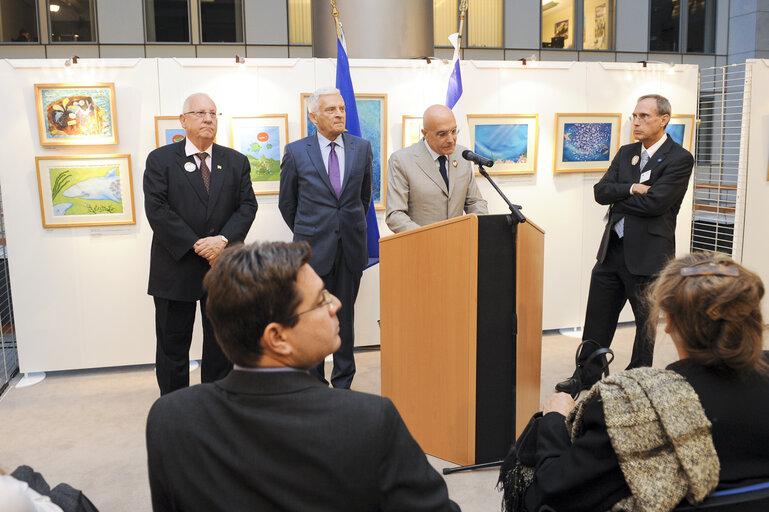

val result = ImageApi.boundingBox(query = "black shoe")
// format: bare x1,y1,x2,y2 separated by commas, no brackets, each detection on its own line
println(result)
554,375,591,397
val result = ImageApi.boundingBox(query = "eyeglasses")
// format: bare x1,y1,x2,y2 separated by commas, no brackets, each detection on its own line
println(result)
433,128,460,138
285,289,334,321
183,111,222,119
680,263,739,277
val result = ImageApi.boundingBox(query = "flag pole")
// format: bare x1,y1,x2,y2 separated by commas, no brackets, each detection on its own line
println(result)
458,0,468,52
330,0,342,39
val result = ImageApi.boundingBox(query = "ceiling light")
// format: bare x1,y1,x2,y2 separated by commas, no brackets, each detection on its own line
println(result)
50,3,60,12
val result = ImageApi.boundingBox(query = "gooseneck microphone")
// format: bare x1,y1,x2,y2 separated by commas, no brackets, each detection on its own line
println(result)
461,150,494,168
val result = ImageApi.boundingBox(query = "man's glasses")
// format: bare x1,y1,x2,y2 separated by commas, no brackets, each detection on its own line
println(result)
183,111,222,119
285,289,334,322
434,128,460,138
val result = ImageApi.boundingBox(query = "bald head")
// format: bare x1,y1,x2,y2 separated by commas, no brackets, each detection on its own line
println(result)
421,104,458,155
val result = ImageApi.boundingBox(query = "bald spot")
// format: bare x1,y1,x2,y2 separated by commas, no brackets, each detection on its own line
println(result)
422,104,456,131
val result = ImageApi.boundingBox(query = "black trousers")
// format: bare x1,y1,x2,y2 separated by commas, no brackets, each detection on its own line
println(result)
154,295,232,395
579,232,655,385
309,242,362,389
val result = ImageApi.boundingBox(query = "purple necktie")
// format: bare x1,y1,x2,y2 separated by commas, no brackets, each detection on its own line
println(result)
197,152,210,192
328,142,341,198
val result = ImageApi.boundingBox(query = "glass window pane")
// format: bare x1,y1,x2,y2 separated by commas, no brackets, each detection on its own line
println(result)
146,0,190,43
583,0,614,50
1,0,38,43
200,0,243,43
649,0,680,52
48,0,96,42
467,0,502,48
288,0,311,45
686,0,716,53
542,0,575,49
434,0,458,47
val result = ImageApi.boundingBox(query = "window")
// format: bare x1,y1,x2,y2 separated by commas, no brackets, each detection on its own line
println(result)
199,0,242,43
650,0,680,51
145,0,190,43
542,0,575,49
288,0,311,45
467,0,502,48
48,0,96,42
582,0,614,50
1,0,38,43
686,0,716,53
434,0,458,47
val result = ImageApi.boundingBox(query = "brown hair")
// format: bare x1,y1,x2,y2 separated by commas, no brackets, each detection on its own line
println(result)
203,241,311,366
649,252,766,374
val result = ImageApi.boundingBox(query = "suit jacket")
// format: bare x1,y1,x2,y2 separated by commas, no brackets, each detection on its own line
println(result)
146,370,461,512
594,136,693,276
385,142,488,233
279,133,372,276
144,140,258,301
521,353,769,512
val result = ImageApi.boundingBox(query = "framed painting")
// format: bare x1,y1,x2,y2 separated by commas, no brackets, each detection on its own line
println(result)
230,114,288,195
35,154,136,228
467,114,538,175
154,116,186,147
630,114,695,152
34,83,118,146
554,113,622,173
402,115,423,148
301,93,388,209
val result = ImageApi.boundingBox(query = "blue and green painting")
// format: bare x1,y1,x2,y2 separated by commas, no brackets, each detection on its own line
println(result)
562,122,612,162
305,97,383,204
665,123,685,146
164,129,185,145
474,124,529,165
50,165,124,216
41,87,113,139
238,126,281,182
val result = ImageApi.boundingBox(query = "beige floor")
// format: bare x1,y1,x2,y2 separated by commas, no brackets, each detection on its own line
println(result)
0,325,681,511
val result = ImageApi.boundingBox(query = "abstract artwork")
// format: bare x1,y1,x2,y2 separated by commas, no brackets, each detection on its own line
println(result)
230,114,288,195
34,83,118,146
554,113,621,173
154,116,185,147
467,114,538,174
301,93,388,209
36,155,135,228
402,115,423,148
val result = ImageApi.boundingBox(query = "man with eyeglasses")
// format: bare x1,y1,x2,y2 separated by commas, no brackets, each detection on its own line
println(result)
279,87,372,389
146,240,461,511
144,92,258,395
555,94,694,397
385,104,487,233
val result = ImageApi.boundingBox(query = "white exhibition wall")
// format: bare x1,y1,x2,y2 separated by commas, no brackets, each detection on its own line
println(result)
0,57,698,373
740,59,769,321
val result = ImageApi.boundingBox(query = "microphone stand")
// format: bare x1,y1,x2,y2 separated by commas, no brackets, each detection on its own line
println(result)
442,165,525,476
478,166,526,224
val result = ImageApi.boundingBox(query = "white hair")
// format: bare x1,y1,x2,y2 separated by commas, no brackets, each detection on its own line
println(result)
308,87,341,114
182,92,214,113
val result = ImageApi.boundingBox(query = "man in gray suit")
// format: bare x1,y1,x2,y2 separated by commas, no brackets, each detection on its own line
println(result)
386,104,487,233
279,87,372,389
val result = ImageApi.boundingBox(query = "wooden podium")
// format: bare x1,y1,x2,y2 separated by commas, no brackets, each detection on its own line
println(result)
379,214,544,466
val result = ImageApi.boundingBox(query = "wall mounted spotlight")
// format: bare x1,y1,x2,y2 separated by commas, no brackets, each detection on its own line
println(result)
65,55,79,67
235,54,245,65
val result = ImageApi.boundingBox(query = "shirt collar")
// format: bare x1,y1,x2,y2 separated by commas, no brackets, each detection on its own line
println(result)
642,133,667,159
423,139,444,162
317,131,344,149
185,138,212,158
233,364,306,373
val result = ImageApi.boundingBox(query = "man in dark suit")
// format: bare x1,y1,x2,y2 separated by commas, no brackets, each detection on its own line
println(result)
146,241,460,512
556,94,694,396
144,92,257,395
279,87,372,389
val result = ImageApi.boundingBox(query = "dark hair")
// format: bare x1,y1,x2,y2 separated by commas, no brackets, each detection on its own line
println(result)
648,252,766,374
203,241,311,366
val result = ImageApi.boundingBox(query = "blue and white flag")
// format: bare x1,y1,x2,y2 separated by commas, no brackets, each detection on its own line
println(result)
445,33,470,147
335,26,380,268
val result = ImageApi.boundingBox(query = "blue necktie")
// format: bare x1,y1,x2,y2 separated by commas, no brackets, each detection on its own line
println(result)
438,156,449,189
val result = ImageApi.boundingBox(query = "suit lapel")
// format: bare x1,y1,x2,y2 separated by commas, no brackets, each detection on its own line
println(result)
206,144,225,219
631,141,643,182
306,135,337,198
446,150,462,199
340,133,354,197
175,142,209,206
644,136,674,176
413,144,448,196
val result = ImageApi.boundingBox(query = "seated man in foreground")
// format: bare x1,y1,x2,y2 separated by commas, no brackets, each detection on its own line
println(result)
145,240,460,512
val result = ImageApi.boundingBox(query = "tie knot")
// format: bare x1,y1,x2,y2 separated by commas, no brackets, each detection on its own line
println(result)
438,155,446,165
197,152,208,162
329,142,336,150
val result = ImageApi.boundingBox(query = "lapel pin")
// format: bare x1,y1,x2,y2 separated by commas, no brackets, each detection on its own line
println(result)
217,165,222,170
657,158,662,162
452,160,458,167
184,162,196,173
631,155,639,166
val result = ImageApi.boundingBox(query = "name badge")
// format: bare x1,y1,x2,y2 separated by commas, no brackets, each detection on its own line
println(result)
184,162,197,173
640,170,651,183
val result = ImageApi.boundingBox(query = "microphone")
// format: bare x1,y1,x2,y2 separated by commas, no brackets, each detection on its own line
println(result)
461,150,494,168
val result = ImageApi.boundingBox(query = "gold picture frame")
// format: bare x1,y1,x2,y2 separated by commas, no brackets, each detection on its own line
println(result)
154,115,185,148
467,114,539,175
34,83,119,146
230,114,289,195
402,115,423,148
35,154,136,228
554,113,622,173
